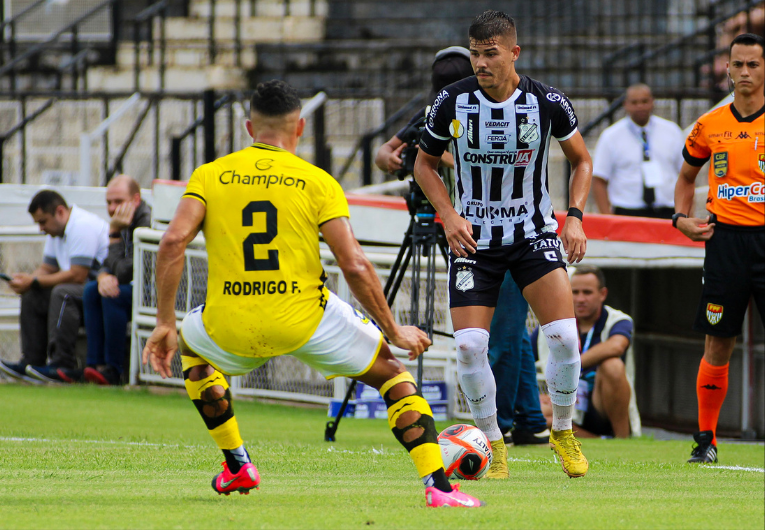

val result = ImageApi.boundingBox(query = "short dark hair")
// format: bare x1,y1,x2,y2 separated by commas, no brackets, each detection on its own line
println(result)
28,189,67,216
250,80,302,116
572,265,606,289
729,32,765,57
469,10,517,43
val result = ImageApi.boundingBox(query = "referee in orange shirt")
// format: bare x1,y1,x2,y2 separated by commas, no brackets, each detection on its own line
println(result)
673,32,764,463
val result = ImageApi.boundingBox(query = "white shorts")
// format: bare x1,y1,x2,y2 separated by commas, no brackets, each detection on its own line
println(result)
179,292,384,379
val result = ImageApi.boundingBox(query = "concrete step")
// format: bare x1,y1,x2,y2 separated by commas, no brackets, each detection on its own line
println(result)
188,0,328,19
116,42,256,69
158,15,325,43
86,64,248,92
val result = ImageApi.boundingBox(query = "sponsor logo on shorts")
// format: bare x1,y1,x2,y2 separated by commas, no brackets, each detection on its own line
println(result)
449,119,464,138
713,152,728,178
353,308,370,324
717,182,764,203
453,257,477,264
456,103,479,113
518,119,539,144
455,269,475,292
532,237,561,251
706,303,723,325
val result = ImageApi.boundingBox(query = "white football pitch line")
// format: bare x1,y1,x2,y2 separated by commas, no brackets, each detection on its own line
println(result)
2,437,763,473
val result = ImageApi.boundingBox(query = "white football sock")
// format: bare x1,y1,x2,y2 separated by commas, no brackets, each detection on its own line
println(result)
454,328,502,442
542,318,580,432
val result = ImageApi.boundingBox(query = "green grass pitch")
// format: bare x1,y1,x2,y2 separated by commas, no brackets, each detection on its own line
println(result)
0,384,762,529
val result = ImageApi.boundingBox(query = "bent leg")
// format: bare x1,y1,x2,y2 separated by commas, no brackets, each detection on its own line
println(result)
83,281,105,367
19,288,52,366
357,344,449,491
101,285,132,374
591,358,631,438
47,283,84,369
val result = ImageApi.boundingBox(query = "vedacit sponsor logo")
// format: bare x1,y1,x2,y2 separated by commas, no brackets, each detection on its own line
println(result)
485,121,511,128
463,149,533,166
717,182,764,202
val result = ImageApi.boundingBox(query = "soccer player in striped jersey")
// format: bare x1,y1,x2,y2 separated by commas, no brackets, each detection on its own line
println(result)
143,81,483,508
415,10,593,479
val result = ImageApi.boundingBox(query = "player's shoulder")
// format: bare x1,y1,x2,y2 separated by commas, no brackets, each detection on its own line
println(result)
431,76,479,112
519,75,570,104
695,104,733,128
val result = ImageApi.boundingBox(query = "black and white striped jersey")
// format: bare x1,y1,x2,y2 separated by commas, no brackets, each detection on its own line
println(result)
419,75,578,249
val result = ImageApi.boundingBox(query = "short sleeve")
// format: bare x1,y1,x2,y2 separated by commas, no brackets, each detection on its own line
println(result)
182,165,208,205
318,177,350,226
608,318,633,343
591,129,614,181
683,119,710,167
420,89,453,157
68,218,107,269
42,236,58,269
548,89,578,141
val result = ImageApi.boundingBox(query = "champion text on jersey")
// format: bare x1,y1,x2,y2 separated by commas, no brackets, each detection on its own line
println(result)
219,170,306,190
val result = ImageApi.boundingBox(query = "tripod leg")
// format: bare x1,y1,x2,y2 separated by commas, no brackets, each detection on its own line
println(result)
325,379,357,442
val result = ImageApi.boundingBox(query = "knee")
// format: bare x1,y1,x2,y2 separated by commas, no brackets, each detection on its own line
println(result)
597,357,626,383
83,281,98,299
454,328,490,366
541,318,579,363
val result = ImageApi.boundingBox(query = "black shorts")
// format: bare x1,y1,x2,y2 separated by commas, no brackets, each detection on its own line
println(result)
448,233,567,308
693,224,765,337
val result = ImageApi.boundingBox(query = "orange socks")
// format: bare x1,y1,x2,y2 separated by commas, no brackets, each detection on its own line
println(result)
696,358,729,445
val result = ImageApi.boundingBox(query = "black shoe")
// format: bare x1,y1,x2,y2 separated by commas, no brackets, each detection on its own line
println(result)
57,368,85,383
688,430,718,463
511,428,552,446
25,364,65,384
0,360,42,384
83,365,120,385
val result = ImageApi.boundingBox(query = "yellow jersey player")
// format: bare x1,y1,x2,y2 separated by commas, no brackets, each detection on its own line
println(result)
142,80,483,508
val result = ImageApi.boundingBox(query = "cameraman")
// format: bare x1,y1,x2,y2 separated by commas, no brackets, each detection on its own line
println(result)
375,46,472,181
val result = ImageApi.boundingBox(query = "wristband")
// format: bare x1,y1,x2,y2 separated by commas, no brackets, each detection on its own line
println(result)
567,207,583,221
109,232,121,238
31,278,40,290
671,212,687,228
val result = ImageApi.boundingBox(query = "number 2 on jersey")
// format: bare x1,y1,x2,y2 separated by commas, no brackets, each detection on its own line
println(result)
242,201,279,271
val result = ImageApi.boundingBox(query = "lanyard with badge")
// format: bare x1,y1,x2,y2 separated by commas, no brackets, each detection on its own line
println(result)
574,326,596,420
635,124,663,205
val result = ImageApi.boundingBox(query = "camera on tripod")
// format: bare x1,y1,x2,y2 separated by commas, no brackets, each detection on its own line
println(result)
395,115,427,180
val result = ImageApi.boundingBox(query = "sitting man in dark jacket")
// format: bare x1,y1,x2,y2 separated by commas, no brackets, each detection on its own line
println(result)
61,175,152,384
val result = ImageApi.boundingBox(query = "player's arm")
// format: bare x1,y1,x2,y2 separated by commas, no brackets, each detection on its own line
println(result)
580,334,630,370
320,216,430,359
414,150,476,257
674,161,714,241
142,197,205,377
558,130,592,263
8,262,59,294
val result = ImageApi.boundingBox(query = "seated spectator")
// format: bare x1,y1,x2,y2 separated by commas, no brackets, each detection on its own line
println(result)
592,83,684,219
534,265,641,438
59,175,152,385
0,190,109,383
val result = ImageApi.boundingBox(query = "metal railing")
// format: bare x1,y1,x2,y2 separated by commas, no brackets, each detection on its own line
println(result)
132,0,172,92
0,0,119,92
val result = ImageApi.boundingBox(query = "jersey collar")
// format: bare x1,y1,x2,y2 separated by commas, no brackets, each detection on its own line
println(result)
729,102,765,123
251,142,286,152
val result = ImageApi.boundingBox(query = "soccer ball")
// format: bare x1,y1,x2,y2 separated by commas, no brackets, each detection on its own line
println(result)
437,424,493,480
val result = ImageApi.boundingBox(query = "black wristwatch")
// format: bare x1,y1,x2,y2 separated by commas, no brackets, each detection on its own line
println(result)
671,212,688,228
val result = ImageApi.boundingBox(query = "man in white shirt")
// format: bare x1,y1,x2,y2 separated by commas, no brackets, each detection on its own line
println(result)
592,84,684,218
0,190,109,383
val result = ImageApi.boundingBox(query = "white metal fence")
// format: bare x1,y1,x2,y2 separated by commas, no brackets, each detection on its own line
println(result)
130,227,472,418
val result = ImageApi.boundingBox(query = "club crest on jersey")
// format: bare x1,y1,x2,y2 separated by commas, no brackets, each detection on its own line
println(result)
455,268,475,292
706,303,723,325
759,154,765,173
449,120,464,138
518,119,539,144
713,152,728,178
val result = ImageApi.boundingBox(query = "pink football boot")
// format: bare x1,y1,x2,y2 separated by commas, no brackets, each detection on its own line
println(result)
211,462,260,495
425,484,484,507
